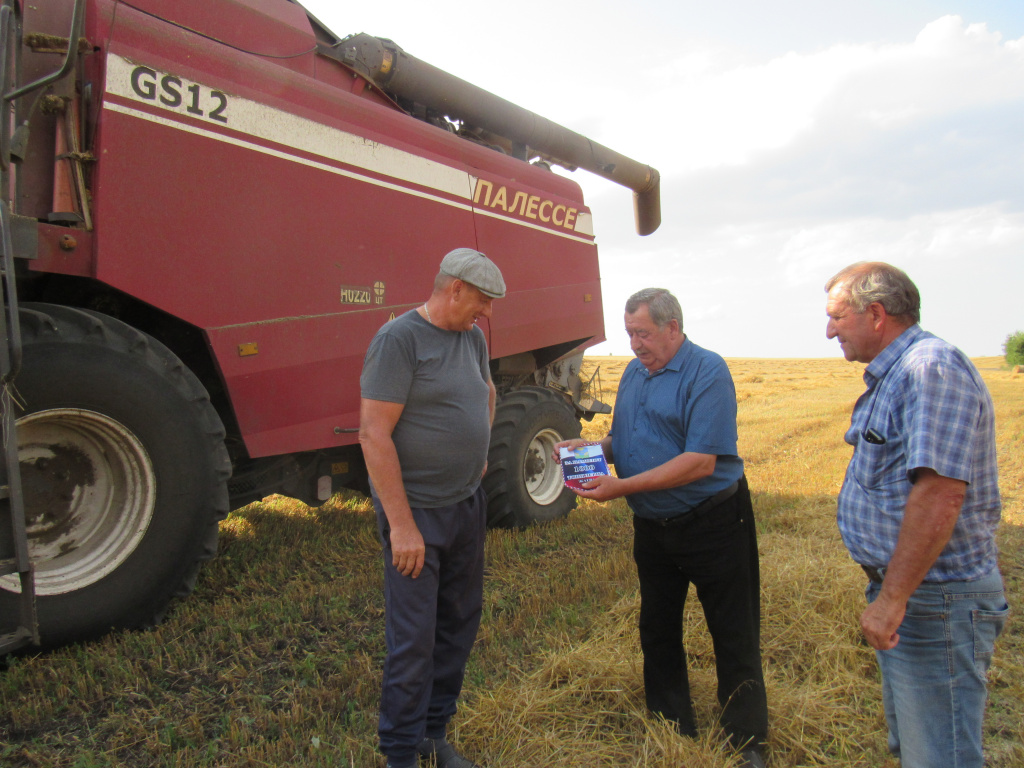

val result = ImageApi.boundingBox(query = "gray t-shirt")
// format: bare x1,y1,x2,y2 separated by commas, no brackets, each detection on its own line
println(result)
360,310,492,507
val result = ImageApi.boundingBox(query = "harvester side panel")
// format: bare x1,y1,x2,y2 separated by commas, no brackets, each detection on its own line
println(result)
79,0,601,459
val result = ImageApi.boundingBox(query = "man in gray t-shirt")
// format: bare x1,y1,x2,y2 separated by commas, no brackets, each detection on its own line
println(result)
361,311,491,507
359,248,505,768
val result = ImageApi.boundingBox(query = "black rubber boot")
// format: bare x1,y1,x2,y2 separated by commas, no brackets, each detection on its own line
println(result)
417,737,482,768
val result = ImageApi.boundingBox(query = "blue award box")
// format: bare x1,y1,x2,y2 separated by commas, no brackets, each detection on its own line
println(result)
559,443,610,490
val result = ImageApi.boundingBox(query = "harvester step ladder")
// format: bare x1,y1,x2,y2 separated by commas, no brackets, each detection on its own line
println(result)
0,0,88,653
0,197,38,654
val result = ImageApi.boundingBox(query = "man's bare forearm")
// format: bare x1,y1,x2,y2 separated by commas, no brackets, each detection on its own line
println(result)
881,468,964,602
860,468,965,649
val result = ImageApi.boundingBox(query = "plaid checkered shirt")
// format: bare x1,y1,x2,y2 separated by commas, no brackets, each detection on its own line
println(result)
837,324,1001,582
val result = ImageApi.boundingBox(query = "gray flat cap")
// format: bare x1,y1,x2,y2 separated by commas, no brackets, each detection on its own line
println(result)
439,248,506,298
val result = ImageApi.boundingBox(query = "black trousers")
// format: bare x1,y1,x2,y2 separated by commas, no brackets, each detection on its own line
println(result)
632,476,768,748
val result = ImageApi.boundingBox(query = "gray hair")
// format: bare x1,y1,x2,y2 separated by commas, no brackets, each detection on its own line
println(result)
433,272,457,293
825,262,920,325
625,288,683,330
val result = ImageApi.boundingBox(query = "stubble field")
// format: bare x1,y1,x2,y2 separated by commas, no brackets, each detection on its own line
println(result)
2,356,1022,768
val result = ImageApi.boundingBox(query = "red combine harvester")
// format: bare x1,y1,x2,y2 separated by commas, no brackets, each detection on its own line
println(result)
0,0,659,650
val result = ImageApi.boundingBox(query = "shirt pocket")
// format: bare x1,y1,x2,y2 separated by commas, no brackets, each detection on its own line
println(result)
852,433,903,488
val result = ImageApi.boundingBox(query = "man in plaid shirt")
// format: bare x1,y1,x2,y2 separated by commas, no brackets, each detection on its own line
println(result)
825,261,1008,768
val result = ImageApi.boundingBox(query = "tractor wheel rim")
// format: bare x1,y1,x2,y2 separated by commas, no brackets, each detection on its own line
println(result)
523,427,563,506
1,408,156,595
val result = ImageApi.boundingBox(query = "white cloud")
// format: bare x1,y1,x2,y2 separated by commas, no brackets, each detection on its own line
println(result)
824,17,1024,131
777,206,1024,279
587,16,1023,177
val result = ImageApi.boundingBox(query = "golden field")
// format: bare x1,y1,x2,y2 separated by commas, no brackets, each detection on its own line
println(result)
0,356,1021,768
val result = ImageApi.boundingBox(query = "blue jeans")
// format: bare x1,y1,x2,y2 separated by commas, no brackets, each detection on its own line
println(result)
867,568,1008,768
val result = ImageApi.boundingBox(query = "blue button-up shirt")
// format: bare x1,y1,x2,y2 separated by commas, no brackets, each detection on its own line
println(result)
837,325,1001,581
611,337,744,519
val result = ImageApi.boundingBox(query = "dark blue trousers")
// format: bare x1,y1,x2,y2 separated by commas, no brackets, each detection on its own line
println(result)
374,486,487,764
632,477,768,749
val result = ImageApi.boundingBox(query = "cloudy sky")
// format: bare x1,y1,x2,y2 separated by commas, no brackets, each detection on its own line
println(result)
302,1,1023,358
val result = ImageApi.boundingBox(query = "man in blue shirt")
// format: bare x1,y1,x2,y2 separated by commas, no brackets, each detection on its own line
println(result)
825,261,1008,768
556,288,768,768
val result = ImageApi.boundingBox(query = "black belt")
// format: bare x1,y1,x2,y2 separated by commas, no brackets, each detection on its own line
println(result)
861,565,886,584
861,564,952,585
646,480,740,527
